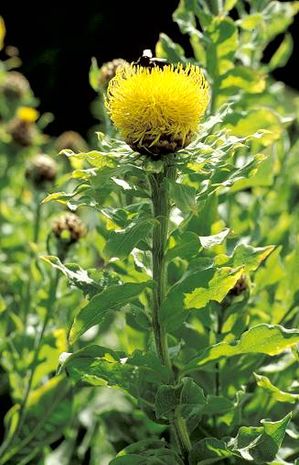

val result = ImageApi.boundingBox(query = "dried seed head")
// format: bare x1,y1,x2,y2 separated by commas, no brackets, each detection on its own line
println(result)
25,154,57,188
52,213,86,245
55,131,89,153
1,71,30,100
98,58,129,88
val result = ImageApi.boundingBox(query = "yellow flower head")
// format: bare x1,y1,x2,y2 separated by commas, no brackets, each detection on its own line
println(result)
105,63,210,156
16,106,39,123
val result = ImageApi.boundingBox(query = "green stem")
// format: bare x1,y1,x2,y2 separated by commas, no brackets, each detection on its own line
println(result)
149,160,191,462
23,193,42,320
33,193,42,243
207,0,222,15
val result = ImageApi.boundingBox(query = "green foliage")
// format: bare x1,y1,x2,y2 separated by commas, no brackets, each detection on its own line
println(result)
1,2,299,465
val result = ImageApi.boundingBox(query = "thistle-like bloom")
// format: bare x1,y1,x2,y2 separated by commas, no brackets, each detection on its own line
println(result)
105,64,209,156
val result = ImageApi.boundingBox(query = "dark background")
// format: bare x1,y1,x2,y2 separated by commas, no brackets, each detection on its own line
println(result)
1,0,298,137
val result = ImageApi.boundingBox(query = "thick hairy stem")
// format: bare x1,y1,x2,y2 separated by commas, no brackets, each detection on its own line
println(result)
149,160,191,462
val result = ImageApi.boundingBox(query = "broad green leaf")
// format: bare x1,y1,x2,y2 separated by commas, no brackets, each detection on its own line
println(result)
254,373,299,403
199,228,230,248
104,218,154,260
155,33,186,63
185,324,299,371
155,384,181,419
225,108,283,146
238,13,263,31
167,231,200,260
206,17,238,76
228,413,292,463
155,378,206,428
201,395,234,416
179,378,207,432
184,266,244,310
42,255,114,297
60,346,170,392
111,439,184,465
69,281,151,344
168,180,197,212
161,260,244,330
60,345,133,388
216,243,275,272
190,438,232,465
219,66,266,94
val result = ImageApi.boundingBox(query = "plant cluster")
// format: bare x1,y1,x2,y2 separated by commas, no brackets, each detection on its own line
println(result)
1,2,299,464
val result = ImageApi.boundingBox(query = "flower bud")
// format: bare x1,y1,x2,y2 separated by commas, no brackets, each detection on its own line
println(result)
1,71,30,100
7,107,38,147
25,154,57,189
55,131,88,153
98,58,129,88
52,213,86,245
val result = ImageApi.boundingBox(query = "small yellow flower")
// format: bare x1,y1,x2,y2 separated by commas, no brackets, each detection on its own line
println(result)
105,63,210,156
17,106,39,123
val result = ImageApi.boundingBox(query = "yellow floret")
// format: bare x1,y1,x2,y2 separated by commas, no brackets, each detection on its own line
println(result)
17,106,39,123
105,64,210,155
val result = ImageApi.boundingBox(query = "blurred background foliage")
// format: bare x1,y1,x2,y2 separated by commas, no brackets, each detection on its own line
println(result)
1,0,299,136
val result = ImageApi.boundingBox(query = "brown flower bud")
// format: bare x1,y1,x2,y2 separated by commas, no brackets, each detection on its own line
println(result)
7,118,36,147
55,131,89,153
2,71,30,100
52,213,86,245
25,154,57,188
98,58,129,88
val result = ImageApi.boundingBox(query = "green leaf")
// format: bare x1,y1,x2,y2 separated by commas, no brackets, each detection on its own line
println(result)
155,378,206,430
42,255,112,297
206,17,238,76
225,108,283,146
184,266,244,310
201,395,234,416
60,347,170,397
60,345,133,388
69,281,151,344
268,33,293,71
199,228,230,248
254,373,299,403
185,324,299,371
228,413,292,463
104,218,155,260
111,439,184,465
219,66,266,94
155,384,181,419
155,33,186,63
161,260,243,330
238,13,263,31
168,180,197,212
179,378,207,432
224,0,238,12
190,438,232,465
216,243,275,272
